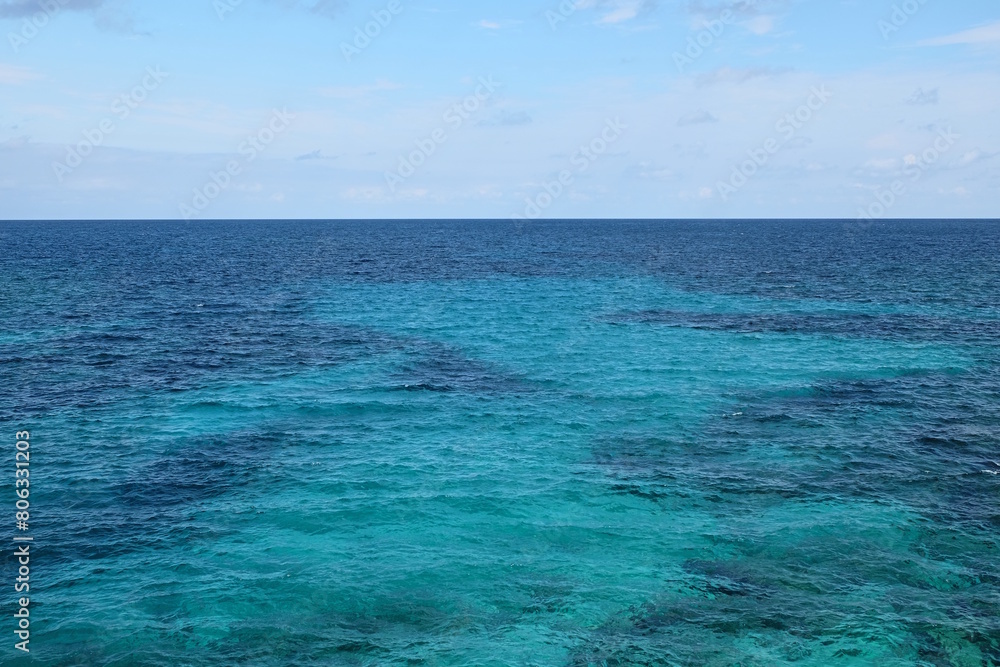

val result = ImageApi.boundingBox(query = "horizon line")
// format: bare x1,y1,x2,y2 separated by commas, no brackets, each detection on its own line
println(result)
3,218,999,224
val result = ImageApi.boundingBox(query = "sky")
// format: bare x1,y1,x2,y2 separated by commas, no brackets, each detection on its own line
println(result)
0,0,998,220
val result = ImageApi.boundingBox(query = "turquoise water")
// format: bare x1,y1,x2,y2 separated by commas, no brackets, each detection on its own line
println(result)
1,220,998,665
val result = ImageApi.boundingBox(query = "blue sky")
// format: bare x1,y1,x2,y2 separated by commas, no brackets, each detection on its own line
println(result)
1,0,998,219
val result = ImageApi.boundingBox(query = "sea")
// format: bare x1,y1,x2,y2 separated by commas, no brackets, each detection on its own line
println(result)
1,219,998,666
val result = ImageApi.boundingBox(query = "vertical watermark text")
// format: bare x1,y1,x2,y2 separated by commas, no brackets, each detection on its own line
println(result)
13,430,32,654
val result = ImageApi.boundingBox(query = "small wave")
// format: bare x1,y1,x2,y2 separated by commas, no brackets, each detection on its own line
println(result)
396,383,454,393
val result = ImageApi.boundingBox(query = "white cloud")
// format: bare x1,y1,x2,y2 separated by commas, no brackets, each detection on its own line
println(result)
950,149,997,169
318,80,402,100
864,158,899,171
0,64,40,85
577,0,653,25
0,0,141,34
598,1,643,24
677,109,718,126
696,66,790,86
0,0,101,18
474,18,522,30
919,21,1000,46
867,133,903,150
629,161,677,181
745,15,775,36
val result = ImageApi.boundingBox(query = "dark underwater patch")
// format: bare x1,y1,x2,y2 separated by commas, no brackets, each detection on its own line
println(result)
567,540,998,666
579,363,1000,664
0,318,383,417
601,309,985,343
29,431,280,567
115,451,253,508
682,559,775,600
590,368,999,524
390,342,530,395
113,430,278,508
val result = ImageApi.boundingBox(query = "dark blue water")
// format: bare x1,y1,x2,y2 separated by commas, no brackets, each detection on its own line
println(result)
1,220,998,666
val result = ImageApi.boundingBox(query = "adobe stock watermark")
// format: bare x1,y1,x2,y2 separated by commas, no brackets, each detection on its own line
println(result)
214,0,244,21
179,108,294,219
673,0,758,73
512,117,627,220
716,85,832,202
7,0,72,53
341,0,403,62
13,430,32,654
51,66,169,183
879,0,931,40
545,0,585,30
384,76,500,193
856,126,959,222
